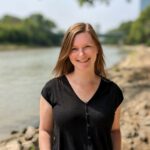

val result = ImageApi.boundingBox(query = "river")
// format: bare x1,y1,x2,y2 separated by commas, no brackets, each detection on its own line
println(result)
0,46,127,140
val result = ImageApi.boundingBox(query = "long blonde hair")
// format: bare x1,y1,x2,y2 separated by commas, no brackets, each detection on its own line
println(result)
53,22,106,77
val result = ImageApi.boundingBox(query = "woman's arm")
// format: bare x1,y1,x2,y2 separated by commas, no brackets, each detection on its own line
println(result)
39,96,53,150
111,105,122,150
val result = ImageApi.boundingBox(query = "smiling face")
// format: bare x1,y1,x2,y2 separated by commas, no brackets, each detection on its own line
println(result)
53,23,106,77
69,32,98,72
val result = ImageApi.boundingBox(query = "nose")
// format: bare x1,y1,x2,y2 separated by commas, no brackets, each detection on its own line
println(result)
78,48,85,56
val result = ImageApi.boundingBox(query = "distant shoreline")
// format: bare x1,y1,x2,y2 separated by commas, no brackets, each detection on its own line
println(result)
0,44,59,51
0,43,129,51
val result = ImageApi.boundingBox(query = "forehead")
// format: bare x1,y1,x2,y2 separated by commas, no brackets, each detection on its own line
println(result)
72,32,95,46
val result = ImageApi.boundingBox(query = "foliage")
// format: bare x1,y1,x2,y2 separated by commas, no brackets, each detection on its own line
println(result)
77,0,131,6
103,21,133,44
0,14,64,46
104,6,150,45
127,6,150,45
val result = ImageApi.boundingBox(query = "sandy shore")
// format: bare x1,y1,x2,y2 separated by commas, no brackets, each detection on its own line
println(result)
109,45,150,150
0,45,150,150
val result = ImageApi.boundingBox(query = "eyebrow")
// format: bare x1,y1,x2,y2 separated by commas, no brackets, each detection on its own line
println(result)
72,43,93,48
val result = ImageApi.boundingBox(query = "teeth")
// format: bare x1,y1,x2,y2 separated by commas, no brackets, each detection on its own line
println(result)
77,59,89,63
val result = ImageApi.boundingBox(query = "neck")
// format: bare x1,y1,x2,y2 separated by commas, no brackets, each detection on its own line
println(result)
68,69,99,84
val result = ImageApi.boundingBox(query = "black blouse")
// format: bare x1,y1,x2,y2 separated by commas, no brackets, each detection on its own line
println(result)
41,75,123,150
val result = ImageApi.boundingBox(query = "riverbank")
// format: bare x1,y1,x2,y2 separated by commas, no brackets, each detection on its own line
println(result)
0,44,57,51
0,44,33,51
109,45,150,150
0,45,149,150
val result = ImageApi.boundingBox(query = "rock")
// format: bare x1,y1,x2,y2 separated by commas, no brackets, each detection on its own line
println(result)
0,146,8,150
24,126,36,141
11,130,19,135
126,131,139,139
139,109,148,117
22,128,27,134
144,104,150,110
139,132,149,144
32,134,38,144
6,140,22,150
22,141,34,150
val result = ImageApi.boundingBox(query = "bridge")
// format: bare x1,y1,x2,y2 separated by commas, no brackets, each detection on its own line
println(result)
97,32,124,43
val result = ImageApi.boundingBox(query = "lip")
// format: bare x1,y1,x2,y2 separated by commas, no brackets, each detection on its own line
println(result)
77,58,90,63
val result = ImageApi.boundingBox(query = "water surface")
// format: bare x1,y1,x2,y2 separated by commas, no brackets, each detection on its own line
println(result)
0,46,127,139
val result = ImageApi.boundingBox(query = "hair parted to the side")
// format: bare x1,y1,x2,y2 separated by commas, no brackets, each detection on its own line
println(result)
53,22,106,77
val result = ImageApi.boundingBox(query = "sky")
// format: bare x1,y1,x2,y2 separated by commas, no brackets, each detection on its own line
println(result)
0,0,140,33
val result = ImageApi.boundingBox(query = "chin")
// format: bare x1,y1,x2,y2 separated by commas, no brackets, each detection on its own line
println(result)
75,65,93,72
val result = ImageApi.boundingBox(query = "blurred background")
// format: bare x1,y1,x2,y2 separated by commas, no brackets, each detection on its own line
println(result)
0,0,150,149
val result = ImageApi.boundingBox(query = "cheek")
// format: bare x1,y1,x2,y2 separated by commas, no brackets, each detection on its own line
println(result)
89,50,98,59
69,53,76,62
88,48,98,55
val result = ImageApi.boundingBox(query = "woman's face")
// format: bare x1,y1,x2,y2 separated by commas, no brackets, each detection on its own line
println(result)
69,32,98,72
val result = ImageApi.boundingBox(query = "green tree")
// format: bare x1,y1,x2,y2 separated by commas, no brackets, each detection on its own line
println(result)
0,14,64,46
76,0,131,6
127,6,150,45
103,6,150,45
103,21,132,44
1,15,22,24
23,14,55,46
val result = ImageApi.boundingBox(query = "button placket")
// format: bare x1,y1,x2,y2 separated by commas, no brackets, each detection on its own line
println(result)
85,104,92,147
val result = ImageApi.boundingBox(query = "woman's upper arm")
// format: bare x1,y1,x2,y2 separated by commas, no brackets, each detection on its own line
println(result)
111,105,121,131
39,95,53,134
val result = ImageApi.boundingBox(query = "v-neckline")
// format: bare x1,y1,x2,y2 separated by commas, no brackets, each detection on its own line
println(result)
63,75,103,105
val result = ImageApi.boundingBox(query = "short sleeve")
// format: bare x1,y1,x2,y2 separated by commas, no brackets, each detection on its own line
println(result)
41,80,54,107
112,82,124,108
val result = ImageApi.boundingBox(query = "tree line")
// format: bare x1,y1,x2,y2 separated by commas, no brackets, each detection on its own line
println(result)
0,14,64,46
0,5,149,47
103,6,150,45
76,0,131,6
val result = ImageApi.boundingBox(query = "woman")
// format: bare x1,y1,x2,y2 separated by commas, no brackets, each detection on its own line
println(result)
39,22,123,150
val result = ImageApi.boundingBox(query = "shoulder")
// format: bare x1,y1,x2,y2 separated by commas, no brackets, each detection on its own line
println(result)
43,75,64,88
41,76,64,106
101,76,124,98
41,76,64,97
101,76,124,107
101,76,122,91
